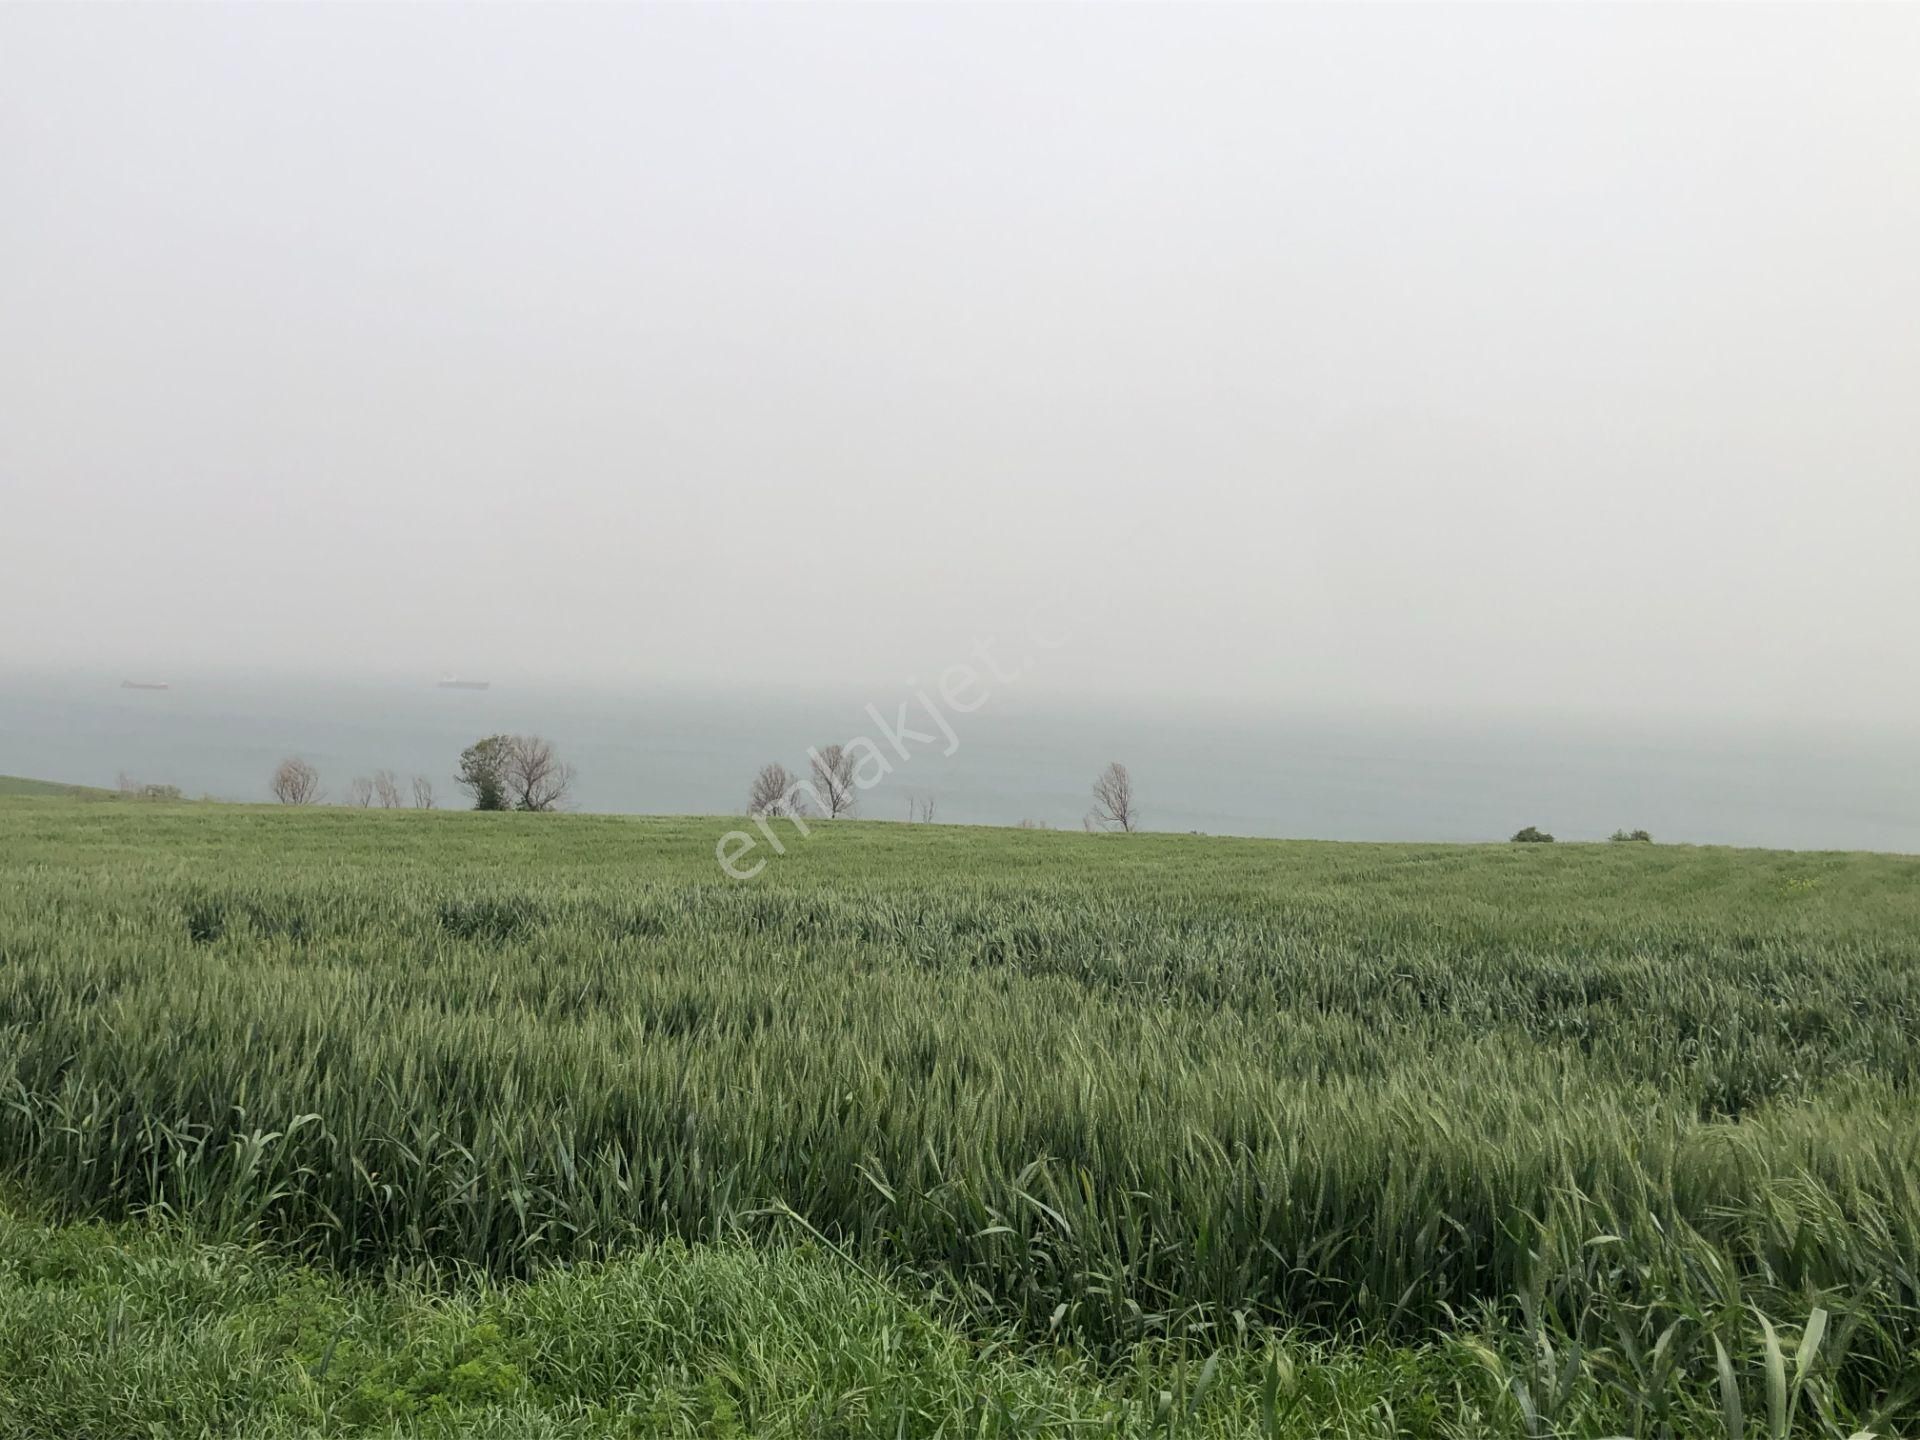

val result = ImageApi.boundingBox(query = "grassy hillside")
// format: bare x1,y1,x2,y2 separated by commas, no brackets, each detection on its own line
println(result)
0,802,1916,1435
0,772,113,799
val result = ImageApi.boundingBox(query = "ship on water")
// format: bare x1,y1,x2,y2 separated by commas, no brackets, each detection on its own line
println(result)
436,676,491,691
120,680,170,691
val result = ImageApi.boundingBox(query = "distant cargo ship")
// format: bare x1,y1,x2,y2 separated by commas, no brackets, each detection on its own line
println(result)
120,680,170,691
436,676,491,691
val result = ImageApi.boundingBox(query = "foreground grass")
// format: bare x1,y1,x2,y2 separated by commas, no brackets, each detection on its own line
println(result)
5,1206,1911,1439
0,1206,1515,1439
1,801,1916,1433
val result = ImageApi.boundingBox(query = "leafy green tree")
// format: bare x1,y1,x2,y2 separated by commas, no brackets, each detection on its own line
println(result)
1510,825,1555,843
456,735,575,812
457,736,512,811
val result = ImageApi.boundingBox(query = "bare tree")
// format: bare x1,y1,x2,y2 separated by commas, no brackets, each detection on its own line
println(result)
748,762,794,817
503,735,575,812
907,794,938,824
270,756,323,805
807,744,857,818
347,776,375,808
412,775,436,810
373,769,403,809
1087,761,1137,833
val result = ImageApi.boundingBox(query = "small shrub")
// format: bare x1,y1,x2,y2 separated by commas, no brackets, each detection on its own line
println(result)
1510,826,1555,844
1609,829,1653,843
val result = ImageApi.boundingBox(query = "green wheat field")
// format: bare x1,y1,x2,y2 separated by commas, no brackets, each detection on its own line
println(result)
1,797,1915,1437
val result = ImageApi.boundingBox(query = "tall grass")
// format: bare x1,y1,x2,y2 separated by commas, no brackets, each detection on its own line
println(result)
1,802,1916,1430
0,1205,1573,1438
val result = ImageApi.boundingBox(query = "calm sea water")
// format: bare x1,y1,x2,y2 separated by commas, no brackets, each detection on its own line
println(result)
4,668,1916,852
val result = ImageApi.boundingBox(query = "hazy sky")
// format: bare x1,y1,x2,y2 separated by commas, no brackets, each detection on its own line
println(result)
4,4,1916,724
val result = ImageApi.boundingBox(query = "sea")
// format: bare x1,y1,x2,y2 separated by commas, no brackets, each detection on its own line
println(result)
4,667,1917,852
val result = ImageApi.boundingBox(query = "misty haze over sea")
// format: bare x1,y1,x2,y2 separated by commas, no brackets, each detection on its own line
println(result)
5,669,1915,853
6,7,1915,836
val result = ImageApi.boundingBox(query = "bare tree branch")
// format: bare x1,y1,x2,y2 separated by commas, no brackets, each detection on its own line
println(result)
807,745,857,819
347,776,375,808
270,756,322,805
1087,761,1137,833
748,763,794,817
503,735,575,812
411,775,436,810
373,770,403,809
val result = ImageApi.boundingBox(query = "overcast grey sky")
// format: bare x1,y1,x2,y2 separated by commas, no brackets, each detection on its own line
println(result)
3,3,1915,724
